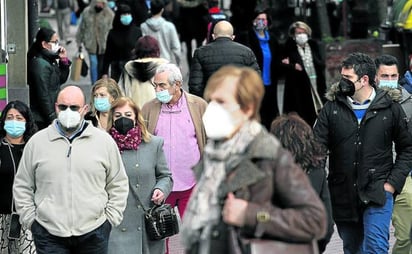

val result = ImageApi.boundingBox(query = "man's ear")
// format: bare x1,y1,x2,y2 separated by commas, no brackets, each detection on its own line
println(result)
231,35,235,40
212,34,216,40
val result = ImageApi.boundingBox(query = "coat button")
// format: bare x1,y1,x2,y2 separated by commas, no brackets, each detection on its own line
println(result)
121,227,127,232
135,163,139,168
138,227,142,231
136,184,139,188
212,230,219,238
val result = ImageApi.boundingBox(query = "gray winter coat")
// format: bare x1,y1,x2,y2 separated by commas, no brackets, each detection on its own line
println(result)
108,135,173,254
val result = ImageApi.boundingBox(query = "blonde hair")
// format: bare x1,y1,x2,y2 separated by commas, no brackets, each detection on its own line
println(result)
204,65,264,121
110,97,151,143
289,21,312,37
90,78,123,115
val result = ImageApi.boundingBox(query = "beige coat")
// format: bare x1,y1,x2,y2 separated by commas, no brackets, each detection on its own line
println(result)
141,91,207,155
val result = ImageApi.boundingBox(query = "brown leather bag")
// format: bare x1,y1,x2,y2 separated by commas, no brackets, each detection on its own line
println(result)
229,227,319,254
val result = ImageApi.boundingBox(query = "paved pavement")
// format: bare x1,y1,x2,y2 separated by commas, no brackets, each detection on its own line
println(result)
44,15,398,254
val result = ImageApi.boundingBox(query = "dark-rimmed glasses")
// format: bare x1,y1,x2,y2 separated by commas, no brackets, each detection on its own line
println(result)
57,104,81,111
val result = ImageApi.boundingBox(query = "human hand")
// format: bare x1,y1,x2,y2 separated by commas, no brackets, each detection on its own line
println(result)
151,189,165,205
222,192,247,227
384,182,395,193
282,57,290,64
58,46,67,58
295,63,303,71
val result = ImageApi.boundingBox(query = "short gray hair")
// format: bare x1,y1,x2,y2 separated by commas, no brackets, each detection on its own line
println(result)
155,63,183,85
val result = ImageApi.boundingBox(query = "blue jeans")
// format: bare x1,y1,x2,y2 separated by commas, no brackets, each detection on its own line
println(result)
89,54,104,84
31,220,112,254
336,191,393,254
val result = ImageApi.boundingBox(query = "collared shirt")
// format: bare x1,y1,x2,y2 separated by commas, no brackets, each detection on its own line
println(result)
155,93,199,191
55,120,87,142
347,88,376,124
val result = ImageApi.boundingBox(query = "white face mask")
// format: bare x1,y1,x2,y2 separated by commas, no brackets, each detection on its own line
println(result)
50,42,60,53
295,33,308,45
58,108,81,130
202,101,240,140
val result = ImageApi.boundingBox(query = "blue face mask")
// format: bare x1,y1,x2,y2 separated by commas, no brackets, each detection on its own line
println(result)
379,79,398,89
156,89,173,104
94,97,111,112
108,1,116,9
4,120,26,138
120,14,133,26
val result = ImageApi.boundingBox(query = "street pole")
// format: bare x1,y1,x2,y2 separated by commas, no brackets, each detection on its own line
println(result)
27,0,39,47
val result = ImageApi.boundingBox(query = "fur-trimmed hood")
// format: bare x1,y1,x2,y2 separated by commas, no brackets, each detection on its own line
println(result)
325,83,402,102
124,57,168,82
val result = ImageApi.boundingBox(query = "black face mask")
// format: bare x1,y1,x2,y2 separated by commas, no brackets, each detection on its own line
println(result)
114,117,134,135
338,78,355,97
94,6,103,13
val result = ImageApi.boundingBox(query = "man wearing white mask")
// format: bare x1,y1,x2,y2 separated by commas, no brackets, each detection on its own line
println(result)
141,63,207,253
13,85,129,254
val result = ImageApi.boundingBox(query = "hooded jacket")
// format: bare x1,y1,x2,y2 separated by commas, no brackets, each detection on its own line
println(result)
140,17,181,65
313,84,412,222
118,57,168,108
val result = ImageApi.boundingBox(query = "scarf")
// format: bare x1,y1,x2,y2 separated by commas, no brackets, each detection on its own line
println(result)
297,44,323,114
109,126,142,152
181,121,262,253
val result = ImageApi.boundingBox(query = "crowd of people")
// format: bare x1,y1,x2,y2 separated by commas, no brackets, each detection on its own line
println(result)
2,0,412,254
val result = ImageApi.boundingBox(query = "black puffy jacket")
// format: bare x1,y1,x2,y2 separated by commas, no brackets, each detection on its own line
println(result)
313,85,412,222
188,37,260,97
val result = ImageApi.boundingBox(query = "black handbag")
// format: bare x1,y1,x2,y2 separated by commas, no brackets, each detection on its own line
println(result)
131,183,180,241
144,203,180,240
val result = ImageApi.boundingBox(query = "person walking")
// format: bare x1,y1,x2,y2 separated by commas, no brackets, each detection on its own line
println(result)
108,96,173,254
13,85,129,254
189,20,260,98
102,3,142,82
375,54,412,254
0,101,37,254
313,52,412,254
141,63,207,253
270,113,334,253
27,27,71,130
281,21,326,127
117,35,168,108
140,0,181,66
76,0,114,84
237,7,281,129
181,65,326,253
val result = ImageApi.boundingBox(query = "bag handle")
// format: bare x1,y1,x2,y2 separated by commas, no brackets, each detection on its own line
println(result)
128,182,148,213
3,138,17,213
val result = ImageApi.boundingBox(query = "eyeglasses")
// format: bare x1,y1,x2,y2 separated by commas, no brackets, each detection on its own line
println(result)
152,81,171,90
57,104,81,111
49,40,59,44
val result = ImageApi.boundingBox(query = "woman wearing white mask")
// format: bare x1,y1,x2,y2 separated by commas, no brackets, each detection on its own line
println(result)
181,65,327,254
281,21,326,127
0,100,37,254
85,77,123,131
27,28,71,130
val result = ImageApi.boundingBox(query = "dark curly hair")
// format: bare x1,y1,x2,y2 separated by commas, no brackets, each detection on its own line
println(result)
342,52,376,87
0,100,38,142
270,113,325,171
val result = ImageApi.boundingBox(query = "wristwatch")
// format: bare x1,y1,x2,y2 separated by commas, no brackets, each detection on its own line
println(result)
256,211,270,223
